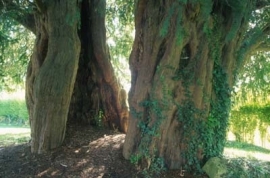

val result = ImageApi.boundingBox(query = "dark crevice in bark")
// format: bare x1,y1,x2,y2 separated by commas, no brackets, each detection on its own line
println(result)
37,38,48,66
179,44,191,70
68,0,93,125
124,0,251,171
68,0,128,132
152,39,166,80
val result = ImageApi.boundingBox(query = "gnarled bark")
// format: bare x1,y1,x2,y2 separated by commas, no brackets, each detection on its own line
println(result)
26,0,80,153
26,0,129,153
123,0,253,171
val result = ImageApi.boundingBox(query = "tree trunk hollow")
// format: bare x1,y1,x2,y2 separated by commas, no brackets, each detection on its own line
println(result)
68,0,128,133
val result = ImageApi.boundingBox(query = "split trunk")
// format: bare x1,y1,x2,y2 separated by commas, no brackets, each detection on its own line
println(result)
26,0,128,153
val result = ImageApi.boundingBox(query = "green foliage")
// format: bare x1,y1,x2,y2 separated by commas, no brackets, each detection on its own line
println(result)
160,8,231,173
223,157,270,178
204,57,231,161
141,157,166,178
235,4,269,68
175,7,185,45
0,17,34,91
138,99,165,136
130,154,141,165
199,0,213,19
106,0,134,87
177,0,188,4
0,99,29,126
230,104,270,143
131,0,269,174
93,110,104,128
176,100,205,172
223,0,253,43
231,51,270,144
174,62,230,169
160,5,176,38
201,14,231,161
130,96,167,176
129,67,168,177
234,52,270,105
0,1,35,91
160,0,214,44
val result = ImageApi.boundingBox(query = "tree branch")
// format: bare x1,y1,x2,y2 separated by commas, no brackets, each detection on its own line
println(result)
253,24,270,51
255,41,270,52
14,11,36,34
242,22,270,56
0,0,36,34
256,0,270,9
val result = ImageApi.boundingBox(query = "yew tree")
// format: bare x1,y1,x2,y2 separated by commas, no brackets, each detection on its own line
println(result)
1,0,128,153
123,0,270,172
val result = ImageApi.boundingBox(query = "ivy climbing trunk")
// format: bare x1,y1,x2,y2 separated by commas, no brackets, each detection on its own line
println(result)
26,0,80,153
68,0,128,132
123,0,254,171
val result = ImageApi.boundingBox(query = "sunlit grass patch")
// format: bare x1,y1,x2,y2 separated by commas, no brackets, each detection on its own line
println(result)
0,124,30,147
0,90,25,100
0,132,30,146
223,141,270,177
224,141,270,162
224,147,270,162
0,126,30,134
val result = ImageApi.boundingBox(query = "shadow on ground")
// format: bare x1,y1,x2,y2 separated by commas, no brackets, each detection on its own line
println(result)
225,141,270,154
0,125,136,178
0,125,207,178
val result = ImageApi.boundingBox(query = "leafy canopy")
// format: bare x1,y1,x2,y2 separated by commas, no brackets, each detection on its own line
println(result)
0,9,34,91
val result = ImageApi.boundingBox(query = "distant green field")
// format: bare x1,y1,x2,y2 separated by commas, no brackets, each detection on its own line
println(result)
0,99,29,125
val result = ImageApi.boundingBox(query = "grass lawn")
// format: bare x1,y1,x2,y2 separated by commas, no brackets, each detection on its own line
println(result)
224,141,270,162
0,125,30,146
223,142,270,177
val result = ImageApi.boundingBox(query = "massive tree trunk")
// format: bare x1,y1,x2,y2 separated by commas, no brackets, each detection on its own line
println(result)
26,0,128,153
123,0,254,171
68,0,128,132
26,0,81,153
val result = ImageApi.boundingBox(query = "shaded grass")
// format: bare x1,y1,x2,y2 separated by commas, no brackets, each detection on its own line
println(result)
223,141,270,177
223,157,270,178
0,124,30,147
0,123,29,128
225,140,270,154
0,133,30,146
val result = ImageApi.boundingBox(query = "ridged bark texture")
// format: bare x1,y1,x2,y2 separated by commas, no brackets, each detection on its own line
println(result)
123,0,251,170
26,1,81,153
26,0,129,153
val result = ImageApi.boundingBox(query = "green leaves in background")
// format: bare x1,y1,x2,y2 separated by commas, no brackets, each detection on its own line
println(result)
0,18,34,91
106,0,134,86
0,99,28,125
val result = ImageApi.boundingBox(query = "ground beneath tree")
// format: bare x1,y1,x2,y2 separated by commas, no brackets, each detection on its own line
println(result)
0,125,207,178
